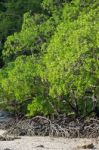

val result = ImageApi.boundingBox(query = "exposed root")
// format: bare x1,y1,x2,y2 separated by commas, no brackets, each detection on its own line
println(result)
1,116,99,138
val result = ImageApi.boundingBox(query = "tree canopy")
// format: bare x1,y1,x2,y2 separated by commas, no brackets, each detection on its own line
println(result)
0,0,99,117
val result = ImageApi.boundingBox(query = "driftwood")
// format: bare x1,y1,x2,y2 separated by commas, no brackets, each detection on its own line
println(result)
78,143,95,149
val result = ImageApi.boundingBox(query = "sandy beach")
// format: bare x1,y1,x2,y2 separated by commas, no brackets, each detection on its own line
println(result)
0,130,99,150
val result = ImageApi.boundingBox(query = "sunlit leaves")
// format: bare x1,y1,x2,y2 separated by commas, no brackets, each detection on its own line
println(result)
0,0,99,116
43,2,99,97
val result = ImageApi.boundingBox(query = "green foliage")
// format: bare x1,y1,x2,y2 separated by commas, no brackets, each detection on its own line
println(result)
3,12,47,62
0,56,37,100
43,4,99,97
27,96,55,116
0,0,99,117
0,0,42,41
0,0,42,69
3,5,62,62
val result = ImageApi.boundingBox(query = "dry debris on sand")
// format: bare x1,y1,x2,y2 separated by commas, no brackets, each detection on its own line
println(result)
1,115,99,138
0,116,99,150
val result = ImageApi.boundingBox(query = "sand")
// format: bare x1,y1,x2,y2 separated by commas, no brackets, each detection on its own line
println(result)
0,130,99,150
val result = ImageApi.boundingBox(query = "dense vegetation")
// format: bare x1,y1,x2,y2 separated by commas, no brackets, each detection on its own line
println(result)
0,0,42,67
0,0,99,118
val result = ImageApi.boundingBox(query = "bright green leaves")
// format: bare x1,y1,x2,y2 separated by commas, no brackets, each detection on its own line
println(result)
43,2,99,98
0,0,99,116
27,96,55,116
3,12,40,61
0,56,37,101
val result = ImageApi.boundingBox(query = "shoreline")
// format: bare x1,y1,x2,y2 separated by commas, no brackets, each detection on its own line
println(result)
0,129,99,150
